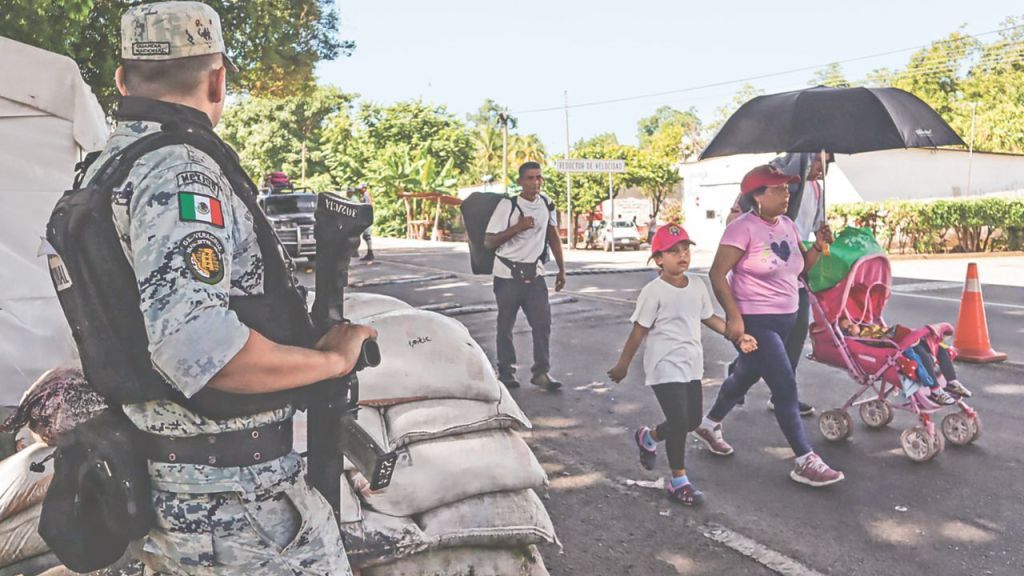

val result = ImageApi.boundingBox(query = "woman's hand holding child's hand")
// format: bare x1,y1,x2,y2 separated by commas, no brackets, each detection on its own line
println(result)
737,334,758,354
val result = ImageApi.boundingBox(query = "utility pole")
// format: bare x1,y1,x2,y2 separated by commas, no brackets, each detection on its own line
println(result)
967,101,978,196
499,111,510,193
564,91,572,249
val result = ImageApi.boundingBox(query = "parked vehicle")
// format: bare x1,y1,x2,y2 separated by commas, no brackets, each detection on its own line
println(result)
259,190,317,260
598,219,643,251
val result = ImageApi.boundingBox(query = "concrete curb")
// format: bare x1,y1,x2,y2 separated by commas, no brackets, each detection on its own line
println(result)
428,295,578,317
565,267,653,276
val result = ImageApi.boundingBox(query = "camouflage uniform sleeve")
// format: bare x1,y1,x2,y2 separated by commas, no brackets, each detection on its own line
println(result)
126,154,250,398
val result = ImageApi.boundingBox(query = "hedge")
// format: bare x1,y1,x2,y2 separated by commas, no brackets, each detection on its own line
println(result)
828,197,1024,254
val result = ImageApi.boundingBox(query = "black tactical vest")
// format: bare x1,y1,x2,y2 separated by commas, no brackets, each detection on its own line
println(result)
47,106,314,420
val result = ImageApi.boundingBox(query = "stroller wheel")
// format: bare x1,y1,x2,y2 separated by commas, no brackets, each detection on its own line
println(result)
900,426,940,462
819,410,852,442
942,412,982,446
859,400,894,429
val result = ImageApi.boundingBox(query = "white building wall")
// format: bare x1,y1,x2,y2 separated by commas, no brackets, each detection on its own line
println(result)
679,149,1024,248
836,148,1024,200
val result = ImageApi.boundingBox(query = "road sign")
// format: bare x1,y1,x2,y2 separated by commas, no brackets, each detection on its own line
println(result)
555,159,625,174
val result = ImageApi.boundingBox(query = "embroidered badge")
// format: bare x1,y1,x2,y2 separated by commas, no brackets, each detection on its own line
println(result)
132,42,171,56
181,231,225,284
176,171,223,195
179,192,224,227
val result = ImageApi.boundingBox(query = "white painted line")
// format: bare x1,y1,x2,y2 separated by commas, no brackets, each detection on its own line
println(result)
891,281,962,293
701,523,827,576
890,291,1024,310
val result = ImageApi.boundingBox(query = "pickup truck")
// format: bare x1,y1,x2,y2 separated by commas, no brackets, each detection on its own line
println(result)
259,190,317,260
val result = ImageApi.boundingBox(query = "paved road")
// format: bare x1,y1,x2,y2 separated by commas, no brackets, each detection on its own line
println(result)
302,240,1024,576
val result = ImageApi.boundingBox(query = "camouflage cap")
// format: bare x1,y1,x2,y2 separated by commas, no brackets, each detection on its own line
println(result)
121,1,237,72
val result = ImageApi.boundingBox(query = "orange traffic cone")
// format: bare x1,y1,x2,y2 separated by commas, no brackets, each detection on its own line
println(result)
953,263,1007,363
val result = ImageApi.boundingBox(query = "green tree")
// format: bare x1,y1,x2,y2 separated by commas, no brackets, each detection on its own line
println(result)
318,100,475,236
218,86,355,187
808,62,852,88
356,101,474,176
561,134,631,221
0,0,352,113
637,106,702,149
959,18,1024,152
707,83,765,137
891,30,980,121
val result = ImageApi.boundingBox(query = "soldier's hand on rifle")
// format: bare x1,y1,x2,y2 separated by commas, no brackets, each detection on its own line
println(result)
316,323,378,378
514,216,535,233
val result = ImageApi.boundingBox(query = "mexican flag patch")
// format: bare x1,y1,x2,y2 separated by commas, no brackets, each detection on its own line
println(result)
179,192,224,227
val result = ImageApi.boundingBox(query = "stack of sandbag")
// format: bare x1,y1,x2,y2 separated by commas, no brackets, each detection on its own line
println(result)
311,293,558,575
0,442,54,571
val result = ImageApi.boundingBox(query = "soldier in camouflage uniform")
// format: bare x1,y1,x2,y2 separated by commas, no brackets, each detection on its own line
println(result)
78,2,376,574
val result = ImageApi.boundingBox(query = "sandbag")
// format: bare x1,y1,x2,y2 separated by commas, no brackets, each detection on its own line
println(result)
384,393,530,449
362,430,547,518
344,293,412,322
0,503,48,567
363,545,549,576
340,509,429,570
0,443,54,522
360,310,501,403
0,552,60,576
416,490,557,550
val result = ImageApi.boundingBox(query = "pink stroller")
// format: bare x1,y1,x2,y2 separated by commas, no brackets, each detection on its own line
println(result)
807,253,981,461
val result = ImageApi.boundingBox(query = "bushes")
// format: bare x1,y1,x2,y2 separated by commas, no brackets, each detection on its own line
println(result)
829,197,1024,254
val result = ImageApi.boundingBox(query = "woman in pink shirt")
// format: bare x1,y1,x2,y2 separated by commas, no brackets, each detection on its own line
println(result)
693,165,844,487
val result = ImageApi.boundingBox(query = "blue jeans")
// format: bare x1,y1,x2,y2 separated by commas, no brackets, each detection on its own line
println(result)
494,276,551,377
708,313,813,458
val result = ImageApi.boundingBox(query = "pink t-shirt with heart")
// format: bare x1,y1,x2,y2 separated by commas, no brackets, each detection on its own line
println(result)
719,212,803,315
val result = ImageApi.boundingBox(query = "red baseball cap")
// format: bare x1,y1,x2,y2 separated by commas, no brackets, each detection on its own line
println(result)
651,223,694,254
740,165,799,195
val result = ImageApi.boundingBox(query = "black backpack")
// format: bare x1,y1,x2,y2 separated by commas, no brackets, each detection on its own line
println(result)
460,192,553,275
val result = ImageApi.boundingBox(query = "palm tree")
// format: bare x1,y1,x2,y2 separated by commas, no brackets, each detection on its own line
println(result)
471,123,504,181
508,133,547,174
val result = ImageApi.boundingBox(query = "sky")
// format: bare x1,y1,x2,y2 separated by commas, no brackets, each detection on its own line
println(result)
317,0,1021,152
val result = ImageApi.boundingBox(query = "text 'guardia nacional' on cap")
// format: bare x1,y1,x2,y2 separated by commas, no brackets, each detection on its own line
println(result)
121,1,237,71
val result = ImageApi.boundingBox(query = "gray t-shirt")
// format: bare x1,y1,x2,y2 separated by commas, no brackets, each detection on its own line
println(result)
486,194,557,279
792,179,824,241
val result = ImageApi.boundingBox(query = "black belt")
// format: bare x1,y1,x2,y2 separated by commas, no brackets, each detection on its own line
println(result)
144,419,293,467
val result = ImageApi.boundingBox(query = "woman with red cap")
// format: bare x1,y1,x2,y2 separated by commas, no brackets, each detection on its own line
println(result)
608,224,757,506
694,165,845,487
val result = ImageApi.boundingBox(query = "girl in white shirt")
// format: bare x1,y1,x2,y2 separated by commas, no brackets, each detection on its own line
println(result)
608,224,756,506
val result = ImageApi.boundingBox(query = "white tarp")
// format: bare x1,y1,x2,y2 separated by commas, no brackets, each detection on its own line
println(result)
0,37,108,405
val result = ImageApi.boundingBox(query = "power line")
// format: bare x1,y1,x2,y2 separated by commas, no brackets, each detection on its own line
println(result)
512,23,1024,115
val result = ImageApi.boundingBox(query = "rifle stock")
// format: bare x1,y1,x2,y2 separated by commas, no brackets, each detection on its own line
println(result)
307,193,396,521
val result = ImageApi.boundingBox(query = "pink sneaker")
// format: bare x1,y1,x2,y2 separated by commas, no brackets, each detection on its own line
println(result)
790,453,845,487
695,423,734,456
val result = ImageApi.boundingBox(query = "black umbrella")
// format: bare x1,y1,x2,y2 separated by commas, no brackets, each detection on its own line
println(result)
700,86,965,159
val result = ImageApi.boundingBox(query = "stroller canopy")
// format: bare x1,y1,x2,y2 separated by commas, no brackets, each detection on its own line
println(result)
814,253,891,325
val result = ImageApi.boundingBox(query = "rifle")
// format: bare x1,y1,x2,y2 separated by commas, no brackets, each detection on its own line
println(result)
307,192,397,521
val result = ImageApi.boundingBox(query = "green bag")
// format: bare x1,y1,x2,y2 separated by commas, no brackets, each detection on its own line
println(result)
805,227,884,293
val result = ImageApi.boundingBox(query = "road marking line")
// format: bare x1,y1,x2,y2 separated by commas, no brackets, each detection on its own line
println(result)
891,281,962,293
349,272,455,287
700,523,827,576
890,291,1024,310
